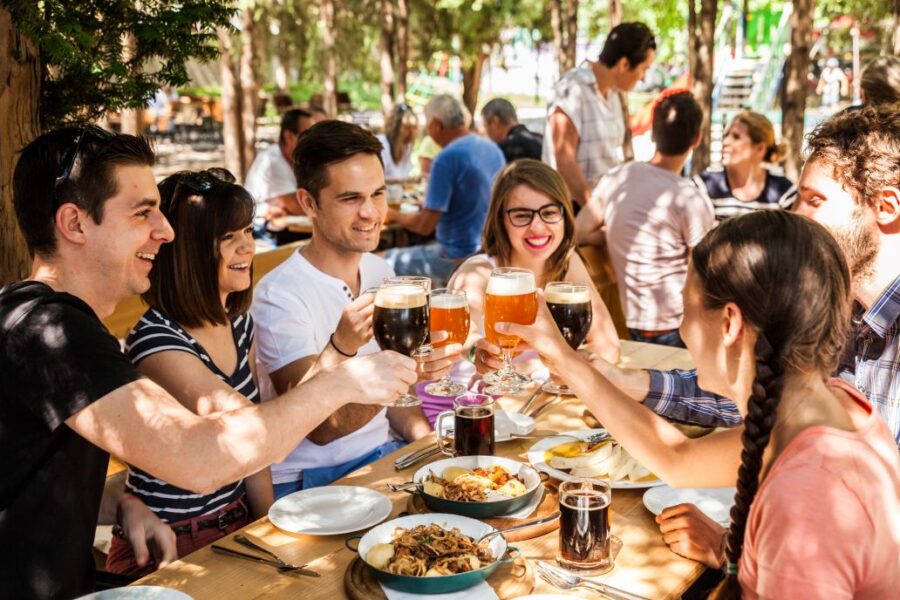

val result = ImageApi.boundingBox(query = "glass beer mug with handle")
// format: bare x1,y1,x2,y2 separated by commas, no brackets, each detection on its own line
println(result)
543,282,592,395
424,289,471,397
482,267,537,395
372,282,429,407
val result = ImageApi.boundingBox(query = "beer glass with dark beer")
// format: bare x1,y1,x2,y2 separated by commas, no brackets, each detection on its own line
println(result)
373,282,429,407
384,275,433,352
424,289,470,397
482,267,537,395
557,478,613,574
435,393,495,456
543,282,592,395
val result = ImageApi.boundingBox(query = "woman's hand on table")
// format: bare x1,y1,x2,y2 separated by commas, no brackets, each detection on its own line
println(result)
656,503,727,569
332,292,376,355
417,331,461,382
119,495,178,569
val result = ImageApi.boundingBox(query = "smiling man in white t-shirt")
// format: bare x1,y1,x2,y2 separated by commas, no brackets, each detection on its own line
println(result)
252,121,461,496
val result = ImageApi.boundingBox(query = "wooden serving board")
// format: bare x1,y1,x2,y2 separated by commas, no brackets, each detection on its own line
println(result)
405,487,560,542
344,555,534,600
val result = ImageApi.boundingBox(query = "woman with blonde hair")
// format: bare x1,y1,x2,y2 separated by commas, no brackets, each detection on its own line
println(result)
694,111,794,221
378,102,419,180
422,159,619,419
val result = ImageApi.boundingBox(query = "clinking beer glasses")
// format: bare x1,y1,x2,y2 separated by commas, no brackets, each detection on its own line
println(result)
543,282,592,395
424,289,470,397
482,267,538,395
384,276,433,353
373,282,429,407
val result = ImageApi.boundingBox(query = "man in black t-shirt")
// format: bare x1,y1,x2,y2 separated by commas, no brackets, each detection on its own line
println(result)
481,98,543,163
0,128,418,598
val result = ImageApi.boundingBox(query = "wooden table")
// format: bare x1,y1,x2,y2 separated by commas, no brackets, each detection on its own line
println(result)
136,340,702,598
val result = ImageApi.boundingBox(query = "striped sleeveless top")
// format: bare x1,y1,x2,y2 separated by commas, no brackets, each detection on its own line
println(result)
692,169,795,222
124,308,259,522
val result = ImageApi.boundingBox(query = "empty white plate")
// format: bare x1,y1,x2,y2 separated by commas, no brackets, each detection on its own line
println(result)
268,485,393,535
76,587,192,599
643,484,736,525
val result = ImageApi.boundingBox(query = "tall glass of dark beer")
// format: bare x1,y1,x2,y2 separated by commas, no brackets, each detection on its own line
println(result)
373,282,429,407
543,282,592,395
557,478,612,574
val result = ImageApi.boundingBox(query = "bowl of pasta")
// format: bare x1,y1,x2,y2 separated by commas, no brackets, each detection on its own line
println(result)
347,513,513,593
407,456,544,518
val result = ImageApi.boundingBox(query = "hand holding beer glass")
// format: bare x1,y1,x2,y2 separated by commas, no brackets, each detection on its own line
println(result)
543,282,592,395
372,282,429,407
482,267,538,395
424,289,471,397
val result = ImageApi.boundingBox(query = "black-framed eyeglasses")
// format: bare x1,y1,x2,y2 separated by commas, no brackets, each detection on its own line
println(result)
53,124,115,208
505,202,564,227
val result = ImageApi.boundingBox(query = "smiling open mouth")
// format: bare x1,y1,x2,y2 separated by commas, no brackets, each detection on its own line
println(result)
523,236,551,250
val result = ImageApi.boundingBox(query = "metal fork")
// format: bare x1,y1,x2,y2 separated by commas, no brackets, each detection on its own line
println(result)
536,560,650,600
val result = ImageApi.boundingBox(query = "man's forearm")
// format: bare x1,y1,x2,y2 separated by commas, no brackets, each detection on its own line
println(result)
555,155,588,206
387,405,432,442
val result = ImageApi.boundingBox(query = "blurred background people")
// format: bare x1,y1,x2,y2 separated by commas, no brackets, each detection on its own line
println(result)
480,97,542,163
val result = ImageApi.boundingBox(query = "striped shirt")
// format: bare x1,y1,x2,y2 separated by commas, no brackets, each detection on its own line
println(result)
692,169,795,222
123,308,259,522
643,274,900,446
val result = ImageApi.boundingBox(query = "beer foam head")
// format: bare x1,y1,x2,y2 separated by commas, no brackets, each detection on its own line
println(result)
375,284,427,308
545,284,591,304
430,293,468,309
486,270,535,296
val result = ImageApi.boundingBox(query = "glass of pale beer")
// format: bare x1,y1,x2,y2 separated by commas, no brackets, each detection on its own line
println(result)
482,267,537,395
543,282,592,395
373,282,429,407
424,289,471,397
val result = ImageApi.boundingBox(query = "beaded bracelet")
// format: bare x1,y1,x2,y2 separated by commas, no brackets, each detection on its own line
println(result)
329,333,357,358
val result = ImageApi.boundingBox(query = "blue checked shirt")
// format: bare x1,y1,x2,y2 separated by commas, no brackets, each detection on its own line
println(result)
643,274,900,445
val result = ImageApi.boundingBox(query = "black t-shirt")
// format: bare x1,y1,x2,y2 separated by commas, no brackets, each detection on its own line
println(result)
0,281,143,599
498,123,543,163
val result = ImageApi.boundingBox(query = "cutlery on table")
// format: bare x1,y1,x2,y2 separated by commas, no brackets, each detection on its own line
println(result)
527,394,561,419
509,432,609,446
386,481,421,493
394,445,442,470
516,379,549,415
394,442,437,467
475,511,560,543
234,534,298,569
536,560,650,600
210,544,320,576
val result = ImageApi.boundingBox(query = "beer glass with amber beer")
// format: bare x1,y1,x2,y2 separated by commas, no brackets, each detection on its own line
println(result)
543,282,592,395
482,267,537,395
373,282,429,407
424,289,471,397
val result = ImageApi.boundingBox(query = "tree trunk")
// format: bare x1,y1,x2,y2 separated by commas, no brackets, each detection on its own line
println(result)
0,8,40,285
564,0,578,72
608,0,622,28
550,0,565,75
461,52,489,117
320,0,338,117
396,0,409,100
690,0,717,175
217,28,245,180
239,7,259,177
783,0,814,181
273,3,293,93
379,0,396,117
119,34,143,136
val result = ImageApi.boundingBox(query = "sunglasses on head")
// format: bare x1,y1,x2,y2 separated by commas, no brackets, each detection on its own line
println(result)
53,124,115,209
163,169,237,213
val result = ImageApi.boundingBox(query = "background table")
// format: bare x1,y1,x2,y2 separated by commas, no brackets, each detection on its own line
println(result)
136,340,703,598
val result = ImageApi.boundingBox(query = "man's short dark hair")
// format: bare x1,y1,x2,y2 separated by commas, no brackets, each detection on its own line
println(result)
598,22,657,69
279,108,313,144
292,120,384,202
652,91,702,156
144,169,254,328
481,98,518,125
13,127,155,258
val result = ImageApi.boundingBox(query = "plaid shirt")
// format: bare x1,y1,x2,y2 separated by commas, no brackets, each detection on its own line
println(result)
644,274,900,445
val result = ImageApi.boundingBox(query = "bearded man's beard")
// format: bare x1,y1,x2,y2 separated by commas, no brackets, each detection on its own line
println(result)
828,208,880,287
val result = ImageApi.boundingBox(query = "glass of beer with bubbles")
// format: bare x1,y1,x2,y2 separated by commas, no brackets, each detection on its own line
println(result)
424,289,470,397
373,282,429,407
543,282,592,395
384,276,433,353
482,267,537,395
558,478,613,574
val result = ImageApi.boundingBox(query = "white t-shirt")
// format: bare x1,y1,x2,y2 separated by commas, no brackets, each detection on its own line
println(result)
251,250,396,484
542,65,625,190
243,144,296,216
591,162,714,331
376,133,414,179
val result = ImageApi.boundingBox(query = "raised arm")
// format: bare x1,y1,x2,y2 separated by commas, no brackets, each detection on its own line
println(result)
549,109,589,206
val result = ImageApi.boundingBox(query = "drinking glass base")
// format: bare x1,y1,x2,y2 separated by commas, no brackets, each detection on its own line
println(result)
482,369,531,387
423,380,467,397
542,381,576,396
385,393,422,408
556,535,622,576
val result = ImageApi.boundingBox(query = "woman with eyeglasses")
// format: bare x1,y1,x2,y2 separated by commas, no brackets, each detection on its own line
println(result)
431,160,619,415
106,169,274,576
378,103,420,181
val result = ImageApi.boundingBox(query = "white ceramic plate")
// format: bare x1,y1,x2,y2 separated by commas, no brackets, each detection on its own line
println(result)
268,485,392,535
76,587,192,599
436,409,535,442
526,428,665,490
643,485,736,525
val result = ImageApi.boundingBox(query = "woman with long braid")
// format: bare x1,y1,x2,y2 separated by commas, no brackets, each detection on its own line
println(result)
496,210,900,598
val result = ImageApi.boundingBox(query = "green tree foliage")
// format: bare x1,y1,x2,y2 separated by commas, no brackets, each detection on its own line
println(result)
2,0,235,127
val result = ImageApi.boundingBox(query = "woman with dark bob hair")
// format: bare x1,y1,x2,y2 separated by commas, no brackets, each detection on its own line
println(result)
106,169,273,575
496,210,899,598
